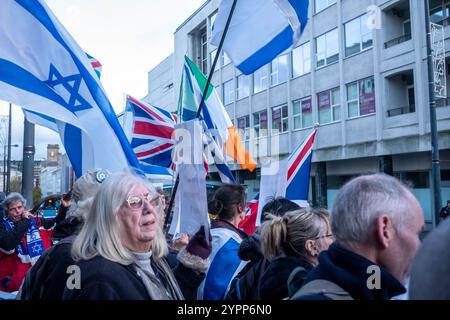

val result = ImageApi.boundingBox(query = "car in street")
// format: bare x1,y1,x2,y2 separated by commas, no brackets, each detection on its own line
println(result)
31,194,62,218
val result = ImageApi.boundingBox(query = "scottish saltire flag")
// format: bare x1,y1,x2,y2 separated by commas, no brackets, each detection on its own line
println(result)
211,0,309,75
0,0,140,177
256,128,317,226
238,193,259,235
202,126,235,183
125,95,177,169
179,56,256,176
197,228,248,300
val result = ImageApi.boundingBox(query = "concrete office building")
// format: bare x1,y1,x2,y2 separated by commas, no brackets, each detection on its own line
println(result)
145,0,450,228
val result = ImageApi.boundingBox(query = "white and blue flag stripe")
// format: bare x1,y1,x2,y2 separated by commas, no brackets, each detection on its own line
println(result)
0,0,139,177
211,0,309,75
197,228,247,300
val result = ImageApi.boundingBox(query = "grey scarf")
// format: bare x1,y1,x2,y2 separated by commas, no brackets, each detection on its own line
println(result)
132,252,184,300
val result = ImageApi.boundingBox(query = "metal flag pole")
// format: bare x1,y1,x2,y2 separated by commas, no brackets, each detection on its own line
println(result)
164,0,238,229
425,0,443,228
6,103,12,193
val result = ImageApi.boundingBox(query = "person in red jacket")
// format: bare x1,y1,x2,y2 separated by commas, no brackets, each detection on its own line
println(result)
0,192,69,292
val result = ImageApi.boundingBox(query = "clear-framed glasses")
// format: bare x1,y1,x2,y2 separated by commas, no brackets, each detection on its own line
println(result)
313,233,333,241
126,194,160,209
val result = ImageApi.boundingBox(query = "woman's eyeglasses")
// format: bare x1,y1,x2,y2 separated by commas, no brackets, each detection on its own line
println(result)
126,194,160,209
313,233,333,241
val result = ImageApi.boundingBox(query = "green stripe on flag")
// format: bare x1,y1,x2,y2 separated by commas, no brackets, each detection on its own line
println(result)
185,56,213,100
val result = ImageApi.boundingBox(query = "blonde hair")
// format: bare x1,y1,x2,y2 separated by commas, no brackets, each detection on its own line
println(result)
71,172,168,265
261,208,330,261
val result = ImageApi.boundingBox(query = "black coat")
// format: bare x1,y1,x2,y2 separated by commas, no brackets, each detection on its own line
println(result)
260,256,313,300
19,236,76,300
62,255,151,300
293,243,406,300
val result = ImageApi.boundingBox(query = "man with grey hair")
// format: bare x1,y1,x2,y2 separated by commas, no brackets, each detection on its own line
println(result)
291,173,424,300
1,192,69,292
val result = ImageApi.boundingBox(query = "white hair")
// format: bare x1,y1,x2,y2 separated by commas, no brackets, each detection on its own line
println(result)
331,173,416,246
71,172,168,265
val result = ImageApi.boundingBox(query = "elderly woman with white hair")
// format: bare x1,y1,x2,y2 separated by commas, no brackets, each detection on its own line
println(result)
63,172,185,300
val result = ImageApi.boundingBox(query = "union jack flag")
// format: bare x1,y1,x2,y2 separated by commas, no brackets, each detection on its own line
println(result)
126,95,177,169
285,128,317,203
238,193,259,235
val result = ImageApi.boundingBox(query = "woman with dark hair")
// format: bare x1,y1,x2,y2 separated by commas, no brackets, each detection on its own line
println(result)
197,184,248,300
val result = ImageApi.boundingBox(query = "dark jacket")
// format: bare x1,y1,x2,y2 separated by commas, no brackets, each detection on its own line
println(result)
62,254,186,300
292,243,406,300
439,206,450,219
225,233,268,300
260,256,313,300
19,236,76,300
62,255,152,300
52,216,82,240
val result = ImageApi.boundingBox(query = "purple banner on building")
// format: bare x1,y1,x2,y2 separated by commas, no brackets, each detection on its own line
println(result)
359,78,376,115
302,97,312,113
318,91,331,110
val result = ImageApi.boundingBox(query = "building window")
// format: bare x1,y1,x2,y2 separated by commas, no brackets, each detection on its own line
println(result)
430,0,450,24
272,105,289,134
293,97,313,130
254,65,268,94
344,14,373,57
318,87,340,124
315,0,337,14
292,42,311,78
270,54,288,86
223,79,234,105
315,29,339,68
253,110,268,138
210,49,219,71
346,76,376,118
237,74,250,100
222,51,231,66
237,115,250,141
200,28,208,74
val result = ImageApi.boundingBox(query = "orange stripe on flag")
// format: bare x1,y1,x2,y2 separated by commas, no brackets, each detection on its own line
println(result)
225,127,257,172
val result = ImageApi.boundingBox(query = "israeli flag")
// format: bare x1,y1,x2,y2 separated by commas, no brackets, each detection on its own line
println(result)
0,0,140,177
211,0,309,75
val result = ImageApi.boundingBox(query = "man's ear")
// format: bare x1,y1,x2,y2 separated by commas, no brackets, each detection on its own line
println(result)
375,214,394,249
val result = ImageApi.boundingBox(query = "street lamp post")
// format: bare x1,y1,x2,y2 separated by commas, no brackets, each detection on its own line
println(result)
4,143,19,193
425,0,443,228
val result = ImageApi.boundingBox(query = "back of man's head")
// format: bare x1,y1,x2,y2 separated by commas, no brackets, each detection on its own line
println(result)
331,173,413,246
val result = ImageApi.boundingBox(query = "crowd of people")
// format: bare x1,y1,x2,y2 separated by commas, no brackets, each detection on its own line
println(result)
0,170,449,300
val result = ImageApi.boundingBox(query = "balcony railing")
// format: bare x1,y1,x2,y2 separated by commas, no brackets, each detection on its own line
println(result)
435,97,450,108
434,17,450,27
384,34,412,49
386,104,415,117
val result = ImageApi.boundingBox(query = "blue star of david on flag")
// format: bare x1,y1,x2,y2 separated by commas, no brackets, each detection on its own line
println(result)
46,64,91,113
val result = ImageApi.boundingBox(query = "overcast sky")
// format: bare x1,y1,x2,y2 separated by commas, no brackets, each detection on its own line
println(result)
0,0,205,160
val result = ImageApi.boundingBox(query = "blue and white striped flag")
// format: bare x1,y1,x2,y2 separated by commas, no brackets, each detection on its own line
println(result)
0,0,139,177
211,0,309,75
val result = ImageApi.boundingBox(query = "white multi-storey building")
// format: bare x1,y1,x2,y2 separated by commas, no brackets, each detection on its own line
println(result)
145,0,450,229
